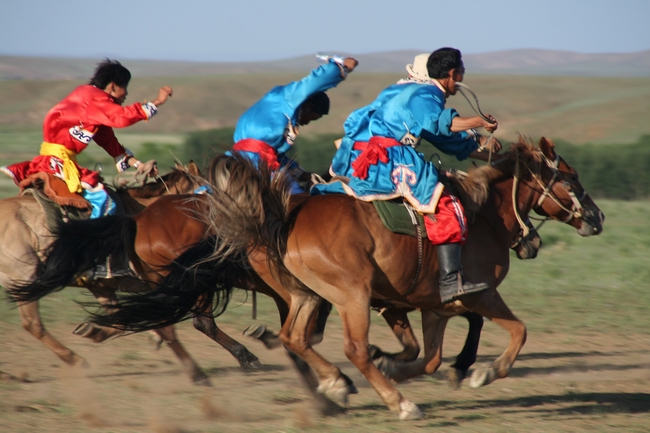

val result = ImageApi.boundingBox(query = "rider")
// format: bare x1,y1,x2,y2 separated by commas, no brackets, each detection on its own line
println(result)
230,54,358,193
313,48,501,304
0,59,172,218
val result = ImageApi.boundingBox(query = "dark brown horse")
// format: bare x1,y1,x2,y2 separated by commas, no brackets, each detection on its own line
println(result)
1,162,220,383
190,137,604,419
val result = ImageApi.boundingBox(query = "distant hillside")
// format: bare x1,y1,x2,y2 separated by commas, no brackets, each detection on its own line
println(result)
1,72,648,145
1,49,649,80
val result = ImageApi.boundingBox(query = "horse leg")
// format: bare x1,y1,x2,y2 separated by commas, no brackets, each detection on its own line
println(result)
368,307,420,363
335,297,424,420
447,311,484,390
75,281,127,343
17,301,87,367
192,313,263,370
153,325,212,386
278,292,352,415
463,291,527,388
377,309,449,386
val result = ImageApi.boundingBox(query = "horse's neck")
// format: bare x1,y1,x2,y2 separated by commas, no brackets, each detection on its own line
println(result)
483,175,537,240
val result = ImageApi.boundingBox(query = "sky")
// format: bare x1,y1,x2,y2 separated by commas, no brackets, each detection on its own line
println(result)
1,0,648,62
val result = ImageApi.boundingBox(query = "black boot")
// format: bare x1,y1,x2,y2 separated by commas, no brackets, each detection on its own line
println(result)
438,243,489,304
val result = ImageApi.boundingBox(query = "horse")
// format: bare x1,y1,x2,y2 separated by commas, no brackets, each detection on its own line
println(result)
183,137,604,419
10,186,487,412
0,162,223,384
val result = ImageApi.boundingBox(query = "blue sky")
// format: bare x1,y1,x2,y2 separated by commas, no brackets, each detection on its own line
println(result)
1,0,648,62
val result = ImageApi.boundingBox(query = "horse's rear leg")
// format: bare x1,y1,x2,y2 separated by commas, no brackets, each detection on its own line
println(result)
447,311,484,389
336,298,423,420
18,302,87,367
279,293,351,416
463,291,527,388
369,307,420,363
193,314,262,370
154,325,212,386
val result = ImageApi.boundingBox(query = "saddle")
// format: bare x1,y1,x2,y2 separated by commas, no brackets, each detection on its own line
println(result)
19,172,92,231
373,200,427,238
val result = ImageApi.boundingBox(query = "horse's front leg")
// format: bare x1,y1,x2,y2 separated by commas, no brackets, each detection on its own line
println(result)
192,304,263,370
17,301,87,367
74,280,129,342
368,306,420,363
447,311,484,390
153,325,212,387
377,309,449,384
461,290,527,388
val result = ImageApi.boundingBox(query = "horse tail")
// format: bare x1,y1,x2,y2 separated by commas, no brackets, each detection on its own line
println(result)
8,215,136,303
85,236,247,332
200,153,293,273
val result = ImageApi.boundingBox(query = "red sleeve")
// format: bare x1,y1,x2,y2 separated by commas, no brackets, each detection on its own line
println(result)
93,126,127,158
85,94,148,128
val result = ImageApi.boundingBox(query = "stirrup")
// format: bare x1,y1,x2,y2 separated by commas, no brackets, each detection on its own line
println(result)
440,280,489,304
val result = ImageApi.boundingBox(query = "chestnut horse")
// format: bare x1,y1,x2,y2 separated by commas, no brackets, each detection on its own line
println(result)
189,137,604,419
0,162,220,383
11,186,487,413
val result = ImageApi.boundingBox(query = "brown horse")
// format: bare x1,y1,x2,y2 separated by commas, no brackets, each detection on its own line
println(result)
13,185,488,414
190,137,604,419
0,162,218,382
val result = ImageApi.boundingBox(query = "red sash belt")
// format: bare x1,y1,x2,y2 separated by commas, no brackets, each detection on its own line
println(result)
232,139,280,171
351,136,400,180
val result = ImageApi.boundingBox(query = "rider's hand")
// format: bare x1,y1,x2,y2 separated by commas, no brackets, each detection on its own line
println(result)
152,86,173,106
480,135,502,153
135,159,158,177
482,114,498,133
343,57,358,72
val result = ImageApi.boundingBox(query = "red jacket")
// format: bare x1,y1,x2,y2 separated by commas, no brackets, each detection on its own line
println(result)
43,84,153,157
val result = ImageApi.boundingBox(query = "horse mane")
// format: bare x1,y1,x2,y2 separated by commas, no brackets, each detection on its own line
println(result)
447,136,543,212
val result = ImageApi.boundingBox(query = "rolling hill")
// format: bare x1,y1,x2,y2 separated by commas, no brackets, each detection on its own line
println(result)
1,49,649,80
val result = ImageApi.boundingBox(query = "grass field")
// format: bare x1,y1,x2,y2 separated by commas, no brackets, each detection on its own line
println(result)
1,199,649,432
1,73,649,431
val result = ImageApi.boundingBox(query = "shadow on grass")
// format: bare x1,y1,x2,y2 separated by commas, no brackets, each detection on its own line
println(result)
449,392,650,415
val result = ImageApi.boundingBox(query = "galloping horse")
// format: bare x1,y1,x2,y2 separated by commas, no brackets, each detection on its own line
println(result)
190,137,604,419
11,181,487,413
0,162,220,383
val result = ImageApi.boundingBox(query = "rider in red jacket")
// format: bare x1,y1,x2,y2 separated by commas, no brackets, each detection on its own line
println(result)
1,59,173,217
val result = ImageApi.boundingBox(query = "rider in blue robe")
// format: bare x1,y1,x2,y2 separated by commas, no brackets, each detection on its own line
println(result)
313,49,502,304
231,55,357,193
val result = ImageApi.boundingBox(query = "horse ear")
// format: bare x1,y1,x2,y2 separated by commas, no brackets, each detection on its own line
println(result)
187,160,200,176
539,137,557,159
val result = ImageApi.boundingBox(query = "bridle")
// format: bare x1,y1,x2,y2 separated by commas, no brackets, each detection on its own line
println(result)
511,149,586,237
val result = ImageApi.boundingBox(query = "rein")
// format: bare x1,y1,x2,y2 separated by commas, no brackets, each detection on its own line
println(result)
456,82,495,164
510,150,585,237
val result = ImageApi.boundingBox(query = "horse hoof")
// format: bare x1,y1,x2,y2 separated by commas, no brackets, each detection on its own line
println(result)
317,375,353,407
446,367,467,390
469,364,497,388
148,330,164,350
377,356,396,379
243,324,281,349
368,344,382,360
240,359,263,370
72,322,93,337
243,324,266,339
193,375,213,387
398,400,424,420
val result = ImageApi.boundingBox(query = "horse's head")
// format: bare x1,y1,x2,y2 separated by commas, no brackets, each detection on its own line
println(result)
529,137,604,236
119,160,206,199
